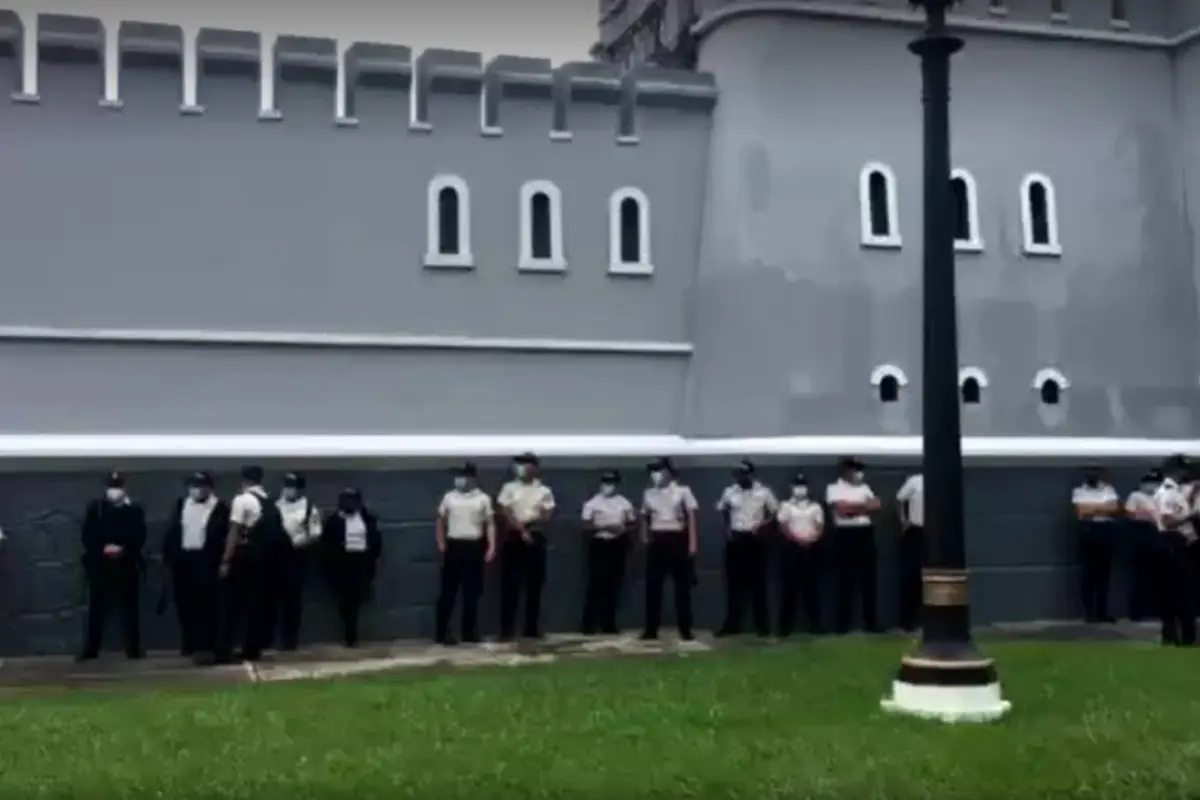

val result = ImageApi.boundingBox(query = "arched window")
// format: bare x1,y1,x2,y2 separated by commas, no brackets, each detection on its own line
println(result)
519,180,566,271
1050,0,1067,19
1110,0,1127,26
1020,173,1061,256
958,367,988,405
424,175,472,268
951,168,983,252
608,187,652,275
870,364,908,403
1033,368,1069,406
859,162,901,248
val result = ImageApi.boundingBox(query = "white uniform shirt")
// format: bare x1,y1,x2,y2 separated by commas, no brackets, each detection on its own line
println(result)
1153,478,1194,537
343,513,368,552
278,497,322,547
1125,490,1156,522
497,480,556,525
642,482,698,531
777,499,824,543
717,482,779,531
825,479,876,527
229,486,267,529
181,496,217,551
896,474,924,528
1071,482,1119,522
438,489,493,540
582,493,637,539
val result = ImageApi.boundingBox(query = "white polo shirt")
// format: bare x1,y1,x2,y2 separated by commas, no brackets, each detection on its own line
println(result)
896,474,924,528
825,479,875,527
230,486,267,529
1071,483,1119,522
498,480,555,525
582,493,636,539
642,482,698,531
438,488,493,540
777,499,824,543
717,482,779,531
181,496,217,551
278,497,322,547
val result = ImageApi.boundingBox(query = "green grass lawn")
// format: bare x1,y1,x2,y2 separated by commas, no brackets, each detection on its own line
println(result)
1,637,1197,799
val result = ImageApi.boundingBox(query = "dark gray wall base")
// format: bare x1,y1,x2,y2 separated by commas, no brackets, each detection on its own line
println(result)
0,461,1140,656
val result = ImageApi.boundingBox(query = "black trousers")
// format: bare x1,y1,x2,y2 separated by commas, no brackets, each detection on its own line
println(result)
643,531,693,637
832,525,878,633
897,525,925,631
1126,521,1159,622
1158,533,1197,646
499,531,547,638
215,548,268,661
329,555,374,646
82,561,141,657
777,538,822,636
582,536,628,634
171,551,218,655
1078,520,1114,621
721,531,769,635
436,538,487,641
275,546,310,650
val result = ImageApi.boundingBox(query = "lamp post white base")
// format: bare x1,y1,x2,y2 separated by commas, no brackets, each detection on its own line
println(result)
880,681,1011,723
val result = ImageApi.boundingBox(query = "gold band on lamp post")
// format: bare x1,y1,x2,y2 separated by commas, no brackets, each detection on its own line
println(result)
921,569,969,607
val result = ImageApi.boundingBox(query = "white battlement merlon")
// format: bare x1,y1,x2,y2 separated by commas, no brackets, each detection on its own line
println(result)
100,20,120,107
258,30,280,119
180,25,201,113
15,10,38,101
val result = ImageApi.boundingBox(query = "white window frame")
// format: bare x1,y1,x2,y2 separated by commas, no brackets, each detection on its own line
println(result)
870,364,908,401
859,162,902,249
519,179,566,272
1020,172,1062,256
608,187,652,276
1032,367,1070,397
950,168,983,253
424,175,473,269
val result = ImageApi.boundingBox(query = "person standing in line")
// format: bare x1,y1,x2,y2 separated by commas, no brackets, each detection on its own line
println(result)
434,462,495,645
1071,465,1120,624
274,472,322,651
78,471,148,661
161,471,228,658
776,472,825,637
715,459,778,638
639,458,698,642
825,457,881,634
1152,457,1196,646
580,470,637,635
1124,468,1162,622
895,471,925,632
497,453,556,641
321,488,383,648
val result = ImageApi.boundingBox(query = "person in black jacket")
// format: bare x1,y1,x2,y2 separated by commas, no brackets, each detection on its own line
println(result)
161,472,229,658
78,471,148,661
321,488,382,647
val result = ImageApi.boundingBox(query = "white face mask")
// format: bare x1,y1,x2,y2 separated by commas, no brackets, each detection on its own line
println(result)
852,471,865,483
649,471,665,487
513,464,528,479
599,483,615,496
453,476,468,490
105,488,126,503
792,486,808,500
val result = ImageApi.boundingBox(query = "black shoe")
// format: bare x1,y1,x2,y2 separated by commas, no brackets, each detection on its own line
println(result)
74,651,98,663
601,625,620,635
755,630,771,638
461,633,481,644
639,630,658,641
126,650,144,660
522,631,543,640
497,633,514,643
280,642,298,653
238,649,262,661
581,627,597,636
193,652,217,666
714,627,739,638
678,630,695,641
437,634,459,646
180,647,195,657
1099,615,1117,624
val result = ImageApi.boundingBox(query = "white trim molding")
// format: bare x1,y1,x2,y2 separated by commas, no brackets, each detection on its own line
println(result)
859,162,902,249
0,325,693,356
608,187,653,276
958,367,990,388
1019,172,1062,256
950,168,984,252
869,364,909,387
519,180,567,272
1032,367,1070,390
424,175,473,269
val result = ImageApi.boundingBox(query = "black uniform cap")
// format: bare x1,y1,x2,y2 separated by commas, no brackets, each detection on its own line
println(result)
839,456,864,471
105,470,125,488
514,452,540,467
338,486,362,502
600,470,620,483
241,465,264,484
189,471,214,488
734,459,755,474
283,472,305,489
456,461,478,477
648,457,676,474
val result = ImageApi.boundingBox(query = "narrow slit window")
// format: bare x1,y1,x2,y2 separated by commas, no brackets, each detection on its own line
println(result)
619,197,641,263
961,377,981,404
950,177,970,243
868,171,891,237
437,186,460,255
1050,0,1066,15
1040,380,1061,405
530,192,552,260
879,375,899,403
1111,0,1126,23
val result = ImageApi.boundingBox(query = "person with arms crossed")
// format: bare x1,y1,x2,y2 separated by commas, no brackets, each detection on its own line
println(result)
895,471,924,632
1071,465,1121,624
161,471,228,659
776,472,824,637
639,458,698,642
497,453,556,640
715,459,778,638
580,470,637,635
825,457,882,634
434,462,495,645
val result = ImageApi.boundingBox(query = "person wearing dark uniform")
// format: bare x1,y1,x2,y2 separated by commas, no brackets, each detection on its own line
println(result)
1124,469,1161,622
1071,466,1120,623
273,472,322,651
434,462,495,645
825,457,881,634
1152,458,1197,646
639,458,698,642
715,459,778,638
78,471,148,661
776,472,825,637
213,465,284,663
497,453,556,640
321,488,382,647
161,471,229,657
580,470,637,635
895,471,925,632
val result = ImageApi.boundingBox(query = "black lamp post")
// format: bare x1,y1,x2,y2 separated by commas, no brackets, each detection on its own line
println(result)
881,0,1009,722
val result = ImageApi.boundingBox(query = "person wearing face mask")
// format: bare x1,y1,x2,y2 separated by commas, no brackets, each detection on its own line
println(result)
1152,456,1197,646
1071,465,1120,624
825,457,882,634
319,488,382,647
580,470,637,635
715,459,778,638
434,462,495,645
497,453,556,641
895,471,925,632
78,471,148,661
272,472,322,651
1124,468,1162,622
161,471,229,658
639,458,698,642
776,472,825,637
